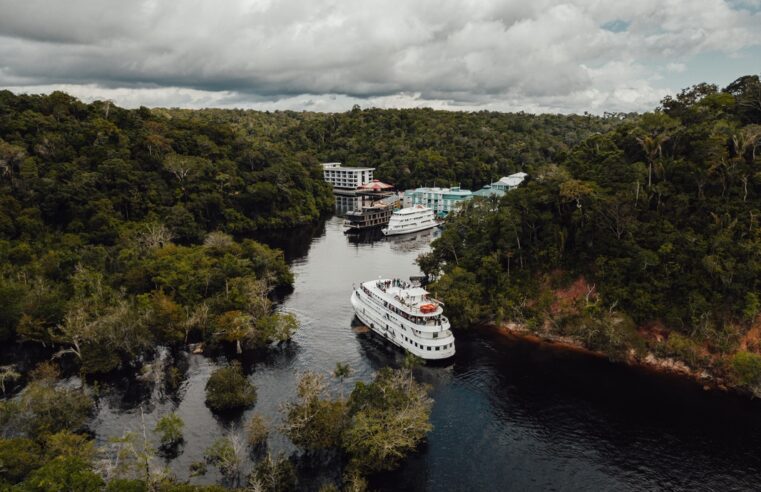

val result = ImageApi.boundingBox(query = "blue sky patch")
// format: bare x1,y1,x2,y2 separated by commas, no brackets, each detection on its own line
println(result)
601,19,630,33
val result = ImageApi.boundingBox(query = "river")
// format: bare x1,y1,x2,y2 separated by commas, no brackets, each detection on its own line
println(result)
91,214,761,490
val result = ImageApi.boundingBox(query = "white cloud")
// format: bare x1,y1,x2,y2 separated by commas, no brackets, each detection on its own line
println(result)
0,0,759,113
666,62,687,73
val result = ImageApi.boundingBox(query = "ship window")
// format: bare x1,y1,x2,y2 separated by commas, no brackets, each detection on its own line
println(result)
436,347,440,351
427,346,432,351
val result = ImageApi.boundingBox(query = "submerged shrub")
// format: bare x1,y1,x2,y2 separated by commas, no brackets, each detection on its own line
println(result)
205,363,256,412
154,413,184,449
343,368,433,472
245,414,269,448
204,435,244,481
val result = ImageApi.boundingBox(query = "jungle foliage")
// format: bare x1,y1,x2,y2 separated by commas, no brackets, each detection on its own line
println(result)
171,104,624,192
421,75,761,390
0,90,332,373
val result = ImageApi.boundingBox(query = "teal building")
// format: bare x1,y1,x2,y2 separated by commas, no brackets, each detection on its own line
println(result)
473,172,528,198
403,186,473,217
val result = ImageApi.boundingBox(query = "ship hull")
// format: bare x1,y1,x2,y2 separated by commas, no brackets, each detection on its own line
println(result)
350,289,455,360
381,222,438,236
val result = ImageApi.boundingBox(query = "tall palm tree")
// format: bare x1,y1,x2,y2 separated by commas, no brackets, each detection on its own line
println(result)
636,132,670,189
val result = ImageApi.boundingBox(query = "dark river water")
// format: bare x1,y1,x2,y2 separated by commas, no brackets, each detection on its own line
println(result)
91,214,761,491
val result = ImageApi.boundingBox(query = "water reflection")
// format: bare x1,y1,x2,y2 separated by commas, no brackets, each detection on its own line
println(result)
334,194,369,216
344,225,440,251
255,219,326,263
345,227,384,245
386,228,440,252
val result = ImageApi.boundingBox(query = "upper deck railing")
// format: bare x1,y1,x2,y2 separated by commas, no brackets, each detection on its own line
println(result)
359,279,449,328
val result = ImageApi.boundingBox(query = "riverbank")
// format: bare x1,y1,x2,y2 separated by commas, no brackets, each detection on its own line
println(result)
488,322,738,395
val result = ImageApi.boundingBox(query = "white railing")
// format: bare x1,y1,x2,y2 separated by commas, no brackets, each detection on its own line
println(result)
359,285,448,328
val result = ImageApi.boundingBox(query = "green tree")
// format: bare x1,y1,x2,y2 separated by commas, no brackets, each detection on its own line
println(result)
244,414,269,448
281,372,347,450
205,363,256,412
154,413,184,449
213,311,255,355
343,368,433,472
21,456,103,492
0,438,42,483
257,313,299,344
204,434,244,483
44,431,96,463
248,453,297,492
2,381,94,437
731,351,761,391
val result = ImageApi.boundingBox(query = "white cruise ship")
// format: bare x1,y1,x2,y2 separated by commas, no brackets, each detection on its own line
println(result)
350,278,455,360
381,205,436,236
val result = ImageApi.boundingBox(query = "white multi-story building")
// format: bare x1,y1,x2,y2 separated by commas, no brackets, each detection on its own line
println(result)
322,162,374,190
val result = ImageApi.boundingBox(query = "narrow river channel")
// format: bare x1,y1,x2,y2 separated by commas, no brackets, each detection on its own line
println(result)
92,215,761,490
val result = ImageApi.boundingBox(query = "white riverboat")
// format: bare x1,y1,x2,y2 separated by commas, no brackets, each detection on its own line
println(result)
381,205,437,236
350,278,455,360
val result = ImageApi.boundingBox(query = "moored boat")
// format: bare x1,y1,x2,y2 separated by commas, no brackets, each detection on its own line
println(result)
350,278,455,360
381,205,437,236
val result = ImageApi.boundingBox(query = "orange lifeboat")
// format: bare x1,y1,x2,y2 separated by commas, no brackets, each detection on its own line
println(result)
420,303,437,314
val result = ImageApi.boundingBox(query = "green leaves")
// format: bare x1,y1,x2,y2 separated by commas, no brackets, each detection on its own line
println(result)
731,351,761,391
204,363,256,413
0,381,94,438
281,372,347,450
154,413,184,449
422,74,761,383
281,367,434,474
344,368,433,473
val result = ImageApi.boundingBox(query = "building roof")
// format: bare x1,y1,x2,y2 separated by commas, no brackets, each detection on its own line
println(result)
496,172,528,188
358,179,394,191
322,162,374,171
473,186,506,198
406,186,473,196
443,189,473,197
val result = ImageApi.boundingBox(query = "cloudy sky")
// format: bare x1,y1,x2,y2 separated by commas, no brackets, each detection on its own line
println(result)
0,0,759,114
